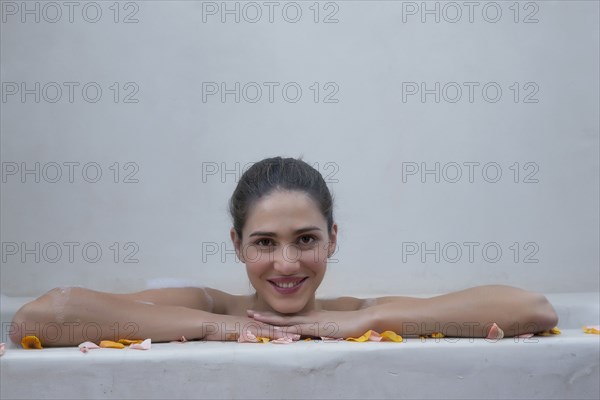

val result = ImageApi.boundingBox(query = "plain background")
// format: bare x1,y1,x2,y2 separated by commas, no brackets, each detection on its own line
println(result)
1,0,598,297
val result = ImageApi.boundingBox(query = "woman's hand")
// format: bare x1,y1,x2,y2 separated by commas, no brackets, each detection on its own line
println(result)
246,309,374,339
201,314,295,341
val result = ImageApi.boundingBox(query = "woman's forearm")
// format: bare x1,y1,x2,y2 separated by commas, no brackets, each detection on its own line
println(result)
9,287,227,346
370,285,558,337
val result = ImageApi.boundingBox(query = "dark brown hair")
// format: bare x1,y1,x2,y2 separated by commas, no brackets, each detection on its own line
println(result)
229,157,334,238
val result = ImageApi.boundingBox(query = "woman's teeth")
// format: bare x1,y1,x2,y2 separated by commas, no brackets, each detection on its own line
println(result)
272,279,304,288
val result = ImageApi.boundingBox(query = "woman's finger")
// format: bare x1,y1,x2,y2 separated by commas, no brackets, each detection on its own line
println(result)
247,310,302,326
244,322,300,340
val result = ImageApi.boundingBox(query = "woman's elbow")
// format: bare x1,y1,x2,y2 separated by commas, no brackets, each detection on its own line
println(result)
9,301,36,345
530,293,559,332
9,287,76,345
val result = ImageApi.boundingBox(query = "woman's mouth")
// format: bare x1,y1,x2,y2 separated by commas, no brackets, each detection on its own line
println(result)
268,277,308,294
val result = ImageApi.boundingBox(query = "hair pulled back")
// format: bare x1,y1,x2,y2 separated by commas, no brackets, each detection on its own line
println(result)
229,157,334,238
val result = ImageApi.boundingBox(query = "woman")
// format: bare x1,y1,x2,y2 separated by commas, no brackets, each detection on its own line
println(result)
10,157,558,346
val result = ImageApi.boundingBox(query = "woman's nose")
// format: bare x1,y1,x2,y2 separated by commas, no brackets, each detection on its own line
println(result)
273,244,301,274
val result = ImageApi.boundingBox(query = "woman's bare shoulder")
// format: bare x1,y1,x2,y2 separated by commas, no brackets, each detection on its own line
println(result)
317,296,367,311
317,295,424,311
203,287,252,315
112,286,238,314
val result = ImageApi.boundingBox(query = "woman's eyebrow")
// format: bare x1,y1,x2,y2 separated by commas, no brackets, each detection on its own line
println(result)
249,226,322,237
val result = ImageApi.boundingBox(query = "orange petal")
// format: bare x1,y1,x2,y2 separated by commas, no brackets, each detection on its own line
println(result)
430,332,445,338
100,340,125,349
21,335,43,349
582,325,600,334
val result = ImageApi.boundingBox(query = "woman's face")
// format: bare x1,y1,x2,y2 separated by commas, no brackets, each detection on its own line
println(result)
231,190,337,314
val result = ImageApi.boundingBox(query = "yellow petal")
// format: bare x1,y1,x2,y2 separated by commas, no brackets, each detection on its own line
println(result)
345,330,374,342
256,336,270,343
538,326,561,336
304,338,313,341
431,332,445,338
582,325,599,334
21,335,43,349
100,340,125,349
380,331,403,343
117,339,144,345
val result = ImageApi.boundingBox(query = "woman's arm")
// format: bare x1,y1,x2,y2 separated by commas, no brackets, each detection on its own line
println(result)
249,285,558,339
9,287,283,346
368,285,559,337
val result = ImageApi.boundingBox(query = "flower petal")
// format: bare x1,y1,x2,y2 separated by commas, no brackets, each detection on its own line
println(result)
346,330,381,342
100,340,125,349
238,330,258,343
129,338,151,350
271,337,294,344
21,335,43,349
539,326,561,336
515,333,534,338
118,339,144,345
486,323,504,340
380,331,403,342
78,341,100,353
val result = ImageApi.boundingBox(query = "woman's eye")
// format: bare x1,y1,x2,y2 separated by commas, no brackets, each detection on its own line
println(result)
298,235,316,245
256,239,274,247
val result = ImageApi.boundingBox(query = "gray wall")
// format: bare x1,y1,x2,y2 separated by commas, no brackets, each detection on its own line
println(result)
1,0,598,297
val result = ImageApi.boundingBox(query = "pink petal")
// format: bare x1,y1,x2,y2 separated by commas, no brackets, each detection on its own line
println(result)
129,338,151,350
515,333,535,338
0,343,5,356
170,336,188,344
237,330,259,343
78,341,100,353
271,337,294,344
367,331,383,342
486,323,505,340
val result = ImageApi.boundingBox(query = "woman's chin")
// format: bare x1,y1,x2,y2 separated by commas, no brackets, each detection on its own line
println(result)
270,299,306,315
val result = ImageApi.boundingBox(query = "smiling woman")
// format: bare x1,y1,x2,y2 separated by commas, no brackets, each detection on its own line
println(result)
228,158,336,316
9,157,558,347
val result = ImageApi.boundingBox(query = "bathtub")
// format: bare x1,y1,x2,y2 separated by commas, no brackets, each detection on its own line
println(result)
1,292,598,399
